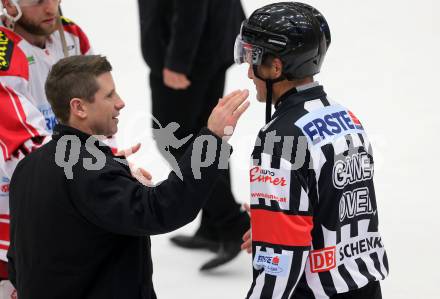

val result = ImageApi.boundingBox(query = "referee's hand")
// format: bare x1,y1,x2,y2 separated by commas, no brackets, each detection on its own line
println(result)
207,89,250,138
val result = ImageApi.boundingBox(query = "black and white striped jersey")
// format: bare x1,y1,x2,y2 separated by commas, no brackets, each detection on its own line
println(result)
247,83,389,299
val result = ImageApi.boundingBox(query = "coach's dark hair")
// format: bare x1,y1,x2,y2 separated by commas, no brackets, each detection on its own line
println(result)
45,55,112,124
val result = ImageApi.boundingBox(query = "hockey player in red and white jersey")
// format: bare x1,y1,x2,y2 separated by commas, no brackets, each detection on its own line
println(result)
0,0,92,293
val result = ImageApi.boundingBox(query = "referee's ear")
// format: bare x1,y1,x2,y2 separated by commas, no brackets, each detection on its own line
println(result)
269,58,283,80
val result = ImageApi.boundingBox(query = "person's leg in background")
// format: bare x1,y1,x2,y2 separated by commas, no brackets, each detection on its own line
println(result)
150,71,220,251
149,69,250,270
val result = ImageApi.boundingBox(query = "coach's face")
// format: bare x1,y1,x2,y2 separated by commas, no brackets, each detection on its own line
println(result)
85,72,125,136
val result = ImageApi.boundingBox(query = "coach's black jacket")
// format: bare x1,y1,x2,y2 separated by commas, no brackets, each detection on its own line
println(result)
138,0,245,77
8,124,228,299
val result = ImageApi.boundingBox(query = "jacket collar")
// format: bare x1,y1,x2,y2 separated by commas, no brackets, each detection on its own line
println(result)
52,124,114,155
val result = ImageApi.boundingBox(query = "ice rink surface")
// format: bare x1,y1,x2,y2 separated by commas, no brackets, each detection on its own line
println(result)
61,1,440,298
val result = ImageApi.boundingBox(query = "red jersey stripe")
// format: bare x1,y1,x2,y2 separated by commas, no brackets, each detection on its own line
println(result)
251,209,313,247
7,86,39,137
0,222,10,242
348,110,361,125
62,23,91,54
0,84,35,160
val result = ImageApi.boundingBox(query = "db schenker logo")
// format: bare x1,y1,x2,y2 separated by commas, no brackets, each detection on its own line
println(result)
310,247,336,273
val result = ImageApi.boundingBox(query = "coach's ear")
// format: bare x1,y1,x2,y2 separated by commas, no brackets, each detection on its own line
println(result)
69,98,88,120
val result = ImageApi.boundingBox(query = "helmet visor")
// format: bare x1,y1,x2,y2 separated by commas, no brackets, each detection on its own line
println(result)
234,36,264,66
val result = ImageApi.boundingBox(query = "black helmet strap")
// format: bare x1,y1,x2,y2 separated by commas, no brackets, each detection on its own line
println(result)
265,81,273,124
253,64,285,123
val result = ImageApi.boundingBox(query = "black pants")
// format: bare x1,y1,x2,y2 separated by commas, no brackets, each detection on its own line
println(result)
331,281,382,299
149,69,249,241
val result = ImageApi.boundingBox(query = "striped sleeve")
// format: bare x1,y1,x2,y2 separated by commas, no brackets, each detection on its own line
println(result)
247,153,313,298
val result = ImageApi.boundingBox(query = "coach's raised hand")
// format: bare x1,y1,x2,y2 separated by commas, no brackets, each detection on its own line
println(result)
207,90,250,138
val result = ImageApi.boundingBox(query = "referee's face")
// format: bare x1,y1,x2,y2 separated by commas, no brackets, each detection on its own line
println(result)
248,64,266,103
